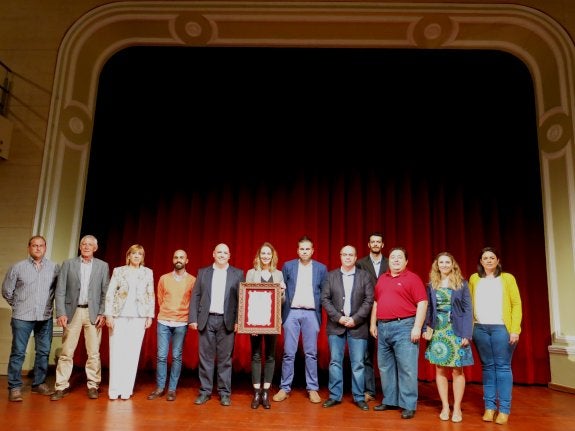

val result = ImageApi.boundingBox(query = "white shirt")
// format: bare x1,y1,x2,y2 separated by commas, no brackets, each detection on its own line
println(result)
79,258,92,305
474,276,504,324
209,264,228,314
342,267,356,316
291,261,315,309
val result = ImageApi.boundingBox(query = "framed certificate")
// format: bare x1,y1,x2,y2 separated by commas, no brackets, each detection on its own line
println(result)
238,282,282,334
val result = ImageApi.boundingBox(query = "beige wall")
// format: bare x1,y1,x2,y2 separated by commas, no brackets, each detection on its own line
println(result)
1,1,575,391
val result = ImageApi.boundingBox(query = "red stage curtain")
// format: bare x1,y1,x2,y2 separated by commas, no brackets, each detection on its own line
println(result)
77,46,550,385
83,163,550,385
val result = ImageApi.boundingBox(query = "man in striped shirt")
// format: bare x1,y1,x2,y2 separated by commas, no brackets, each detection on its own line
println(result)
2,235,60,402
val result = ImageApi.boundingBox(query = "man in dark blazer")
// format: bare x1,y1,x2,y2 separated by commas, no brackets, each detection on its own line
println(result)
273,235,328,404
321,245,374,411
188,243,244,407
51,234,110,400
355,231,388,402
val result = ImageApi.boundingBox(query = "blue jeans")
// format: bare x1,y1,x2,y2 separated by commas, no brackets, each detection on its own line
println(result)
8,318,53,390
376,317,419,410
279,309,320,392
327,332,367,402
473,324,517,414
156,322,188,391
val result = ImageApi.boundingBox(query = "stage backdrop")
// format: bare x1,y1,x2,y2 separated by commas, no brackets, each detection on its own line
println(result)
78,46,550,385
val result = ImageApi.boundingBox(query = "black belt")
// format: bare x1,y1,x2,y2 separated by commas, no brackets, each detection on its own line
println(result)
209,312,223,316
290,307,315,311
77,304,89,308
378,315,415,323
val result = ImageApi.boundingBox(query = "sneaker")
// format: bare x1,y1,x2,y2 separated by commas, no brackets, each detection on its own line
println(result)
50,388,71,401
166,390,176,401
308,390,321,404
31,383,54,396
9,388,23,402
87,388,99,399
272,389,289,402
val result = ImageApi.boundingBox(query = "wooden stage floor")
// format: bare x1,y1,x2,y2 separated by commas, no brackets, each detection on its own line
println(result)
2,369,574,431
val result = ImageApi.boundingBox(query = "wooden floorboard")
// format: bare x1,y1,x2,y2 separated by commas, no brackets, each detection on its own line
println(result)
2,369,574,431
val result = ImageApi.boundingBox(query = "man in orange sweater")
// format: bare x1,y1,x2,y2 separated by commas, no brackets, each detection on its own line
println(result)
147,250,196,401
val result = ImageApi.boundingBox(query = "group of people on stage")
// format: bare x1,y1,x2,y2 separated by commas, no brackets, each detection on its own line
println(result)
2,232,522,425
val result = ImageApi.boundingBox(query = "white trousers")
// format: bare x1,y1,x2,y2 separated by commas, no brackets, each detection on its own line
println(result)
108,316,146,399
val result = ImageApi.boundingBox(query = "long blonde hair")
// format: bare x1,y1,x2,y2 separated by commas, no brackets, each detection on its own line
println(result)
252,242,279,271
428,251,465,290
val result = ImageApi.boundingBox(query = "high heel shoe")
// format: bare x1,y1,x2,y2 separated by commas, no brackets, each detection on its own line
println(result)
483,409,496,422
251,389,261,409
261,389,271,409
495,412,509,425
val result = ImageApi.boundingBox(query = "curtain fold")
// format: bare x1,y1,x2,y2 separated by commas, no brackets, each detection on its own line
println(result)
81,162,549,384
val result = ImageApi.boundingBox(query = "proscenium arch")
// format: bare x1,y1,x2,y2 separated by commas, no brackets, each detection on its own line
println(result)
34,2,575,389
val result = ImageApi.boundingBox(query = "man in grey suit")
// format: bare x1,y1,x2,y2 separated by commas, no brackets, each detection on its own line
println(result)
51,234,110,400
188,243,245,407
355,232,388,403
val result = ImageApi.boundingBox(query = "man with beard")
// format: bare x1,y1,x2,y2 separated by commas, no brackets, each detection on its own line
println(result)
147,250,196,402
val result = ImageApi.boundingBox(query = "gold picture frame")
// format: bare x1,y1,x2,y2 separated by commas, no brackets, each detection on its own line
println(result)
238,282,282,334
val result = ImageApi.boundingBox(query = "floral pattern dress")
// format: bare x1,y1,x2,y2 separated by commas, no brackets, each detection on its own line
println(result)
425,287,474,367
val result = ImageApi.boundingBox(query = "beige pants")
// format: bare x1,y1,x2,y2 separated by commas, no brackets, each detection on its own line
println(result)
54,307,102,390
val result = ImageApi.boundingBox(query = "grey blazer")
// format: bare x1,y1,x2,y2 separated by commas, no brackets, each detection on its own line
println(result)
54,256,110,324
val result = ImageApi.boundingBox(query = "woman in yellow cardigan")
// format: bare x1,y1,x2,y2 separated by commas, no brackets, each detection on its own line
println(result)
469,247,522,425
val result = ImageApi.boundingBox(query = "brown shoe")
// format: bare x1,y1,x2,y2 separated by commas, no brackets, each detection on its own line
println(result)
308,390,321,404
495,412,509,425
50,388,71,401
31,383,55,396
272,389,289,402
88,388,99,399
9,388,23,402
166,390,176,401
364,393,376,402
483,409,496,422
147,388,165,400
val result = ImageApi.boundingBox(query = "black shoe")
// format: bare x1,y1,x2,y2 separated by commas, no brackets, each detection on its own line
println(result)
401,409,416,419
194,393,211,405
355,400,369,411
251,389,261,409
261,389,271,409
220,395,231,406
322,398,341,408
374,403,399,411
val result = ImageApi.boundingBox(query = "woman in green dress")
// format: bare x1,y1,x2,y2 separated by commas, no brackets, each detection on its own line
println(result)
423,252,474,423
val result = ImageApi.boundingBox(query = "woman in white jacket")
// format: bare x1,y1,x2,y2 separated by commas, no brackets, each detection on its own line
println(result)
105,244,154,400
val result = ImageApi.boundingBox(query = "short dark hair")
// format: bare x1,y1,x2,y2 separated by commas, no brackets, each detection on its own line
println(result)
368,232,384,241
